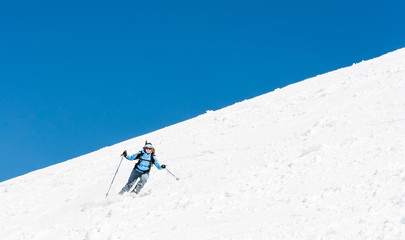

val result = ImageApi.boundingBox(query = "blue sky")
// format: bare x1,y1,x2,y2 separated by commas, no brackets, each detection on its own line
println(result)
1,0,404,182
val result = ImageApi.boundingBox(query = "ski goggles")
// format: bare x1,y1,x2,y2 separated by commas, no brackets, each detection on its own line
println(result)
144,143,153,150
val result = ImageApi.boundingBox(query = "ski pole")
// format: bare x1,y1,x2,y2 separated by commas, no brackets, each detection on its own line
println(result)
165,168,179,180
105,156,124,198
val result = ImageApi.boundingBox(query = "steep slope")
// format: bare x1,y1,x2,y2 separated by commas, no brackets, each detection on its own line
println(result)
1,48,405,240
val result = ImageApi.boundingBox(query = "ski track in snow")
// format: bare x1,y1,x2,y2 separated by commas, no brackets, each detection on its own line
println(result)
1,49,405,239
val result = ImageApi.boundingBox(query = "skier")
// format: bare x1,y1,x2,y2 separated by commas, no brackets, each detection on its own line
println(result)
119,142,166,195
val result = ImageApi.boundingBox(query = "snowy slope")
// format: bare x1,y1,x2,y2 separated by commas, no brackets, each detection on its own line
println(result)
1,48,405,240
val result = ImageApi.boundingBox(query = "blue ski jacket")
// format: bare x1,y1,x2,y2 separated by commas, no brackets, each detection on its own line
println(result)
126,149,163,173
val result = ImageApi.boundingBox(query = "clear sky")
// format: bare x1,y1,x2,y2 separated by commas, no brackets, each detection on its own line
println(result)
1,0,404,182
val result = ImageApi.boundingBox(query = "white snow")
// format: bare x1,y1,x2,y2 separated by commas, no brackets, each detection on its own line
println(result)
1,48,405,239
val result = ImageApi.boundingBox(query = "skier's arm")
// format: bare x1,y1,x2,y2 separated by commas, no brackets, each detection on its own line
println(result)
153,156,164,170
126,151,141,161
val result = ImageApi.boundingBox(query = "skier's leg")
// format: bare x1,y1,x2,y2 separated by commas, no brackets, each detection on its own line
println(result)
133,173,149,194
119,169,142,194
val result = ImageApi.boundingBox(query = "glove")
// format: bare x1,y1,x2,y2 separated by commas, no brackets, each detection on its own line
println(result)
121,150,127,157
161,164,166,169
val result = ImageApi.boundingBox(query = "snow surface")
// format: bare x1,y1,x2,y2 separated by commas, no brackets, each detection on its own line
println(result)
1,48,405,240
